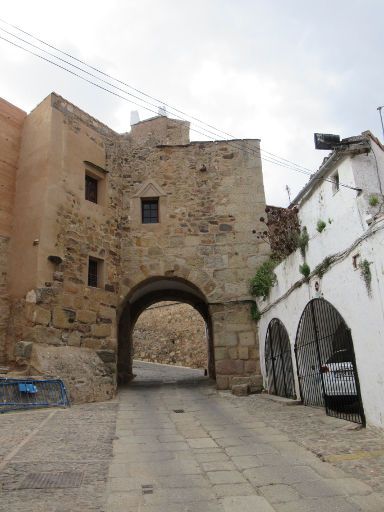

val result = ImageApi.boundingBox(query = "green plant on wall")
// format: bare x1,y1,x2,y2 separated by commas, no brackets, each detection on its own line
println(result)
316,219,327,233
359,259,372,295
251,302,261,322
250,259,277,300
314,256,332,278
298,226,309,257
299,262,311,279
369,195,379,207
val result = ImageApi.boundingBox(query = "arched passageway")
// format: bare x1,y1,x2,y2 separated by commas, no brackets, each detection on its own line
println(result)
133,301,208,368
295,298,365,425
264,318,295,399
117,277,215,384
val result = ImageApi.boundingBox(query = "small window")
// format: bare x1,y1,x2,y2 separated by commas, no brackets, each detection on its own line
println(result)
88,257,103,288
142,198,159,224
332,171,339,194
85,174,98,203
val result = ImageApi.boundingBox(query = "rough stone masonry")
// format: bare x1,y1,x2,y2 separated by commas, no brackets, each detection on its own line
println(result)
132,302,208,368
0,93,269,402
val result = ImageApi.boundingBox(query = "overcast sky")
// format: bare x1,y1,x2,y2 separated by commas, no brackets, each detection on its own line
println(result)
1,0,383,206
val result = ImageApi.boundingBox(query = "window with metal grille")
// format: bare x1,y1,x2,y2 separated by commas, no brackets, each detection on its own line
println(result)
85,175,98,203
142,198,159,224
88,258,99,287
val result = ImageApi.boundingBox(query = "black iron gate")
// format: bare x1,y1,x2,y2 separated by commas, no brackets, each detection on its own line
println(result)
265,319,296,399
295,299,365,425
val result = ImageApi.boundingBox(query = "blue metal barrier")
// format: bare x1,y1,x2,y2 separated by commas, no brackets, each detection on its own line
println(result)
0,378,70,413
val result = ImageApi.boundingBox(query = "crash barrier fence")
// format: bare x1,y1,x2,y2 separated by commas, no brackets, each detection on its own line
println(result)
0,377,69,413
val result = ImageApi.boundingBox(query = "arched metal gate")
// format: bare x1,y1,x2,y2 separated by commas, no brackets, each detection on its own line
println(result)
295,299,365,425
265,319,296,399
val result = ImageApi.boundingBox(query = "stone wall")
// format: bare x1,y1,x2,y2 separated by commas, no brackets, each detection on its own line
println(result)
0,97,26,237
0,98,25,364
117,136,268,302
133,302,207,368
116,130,268,388
1,92,269,401
0,237,9,364
5,94,121,402
209,301,261,390
130,116,190,146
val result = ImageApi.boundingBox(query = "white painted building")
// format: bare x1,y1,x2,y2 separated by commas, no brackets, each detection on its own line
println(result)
258,131,384,428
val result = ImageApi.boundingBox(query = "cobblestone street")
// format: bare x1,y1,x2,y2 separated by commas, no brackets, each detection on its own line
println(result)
0,400,118,512
1,361,384,511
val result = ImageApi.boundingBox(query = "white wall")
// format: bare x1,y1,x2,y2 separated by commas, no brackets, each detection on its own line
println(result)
298,156,367,268
259,222,384,427
258,143,384,428
352,137,384,200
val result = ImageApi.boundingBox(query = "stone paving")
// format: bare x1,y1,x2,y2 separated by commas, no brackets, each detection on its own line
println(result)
1,361,384,511
0,401,118,511
241,394,384,496
107,362,384,511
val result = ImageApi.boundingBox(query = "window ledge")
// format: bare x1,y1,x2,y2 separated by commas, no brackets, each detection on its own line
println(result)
84,160,108,174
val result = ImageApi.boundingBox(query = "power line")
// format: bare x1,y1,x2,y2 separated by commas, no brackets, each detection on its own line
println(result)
0,18,358,189
0,23,362,193
0,24,311,175
0,16,312,174
0,34,297,175
0,29,360,193
0,33,311,177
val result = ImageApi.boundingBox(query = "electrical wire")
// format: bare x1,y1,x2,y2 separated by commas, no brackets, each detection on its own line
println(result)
0,19,359,188
0,31,360,192
0,33,312,176
0,22,362,193
0,34,309,178
0,16,313,173
0,24,311,175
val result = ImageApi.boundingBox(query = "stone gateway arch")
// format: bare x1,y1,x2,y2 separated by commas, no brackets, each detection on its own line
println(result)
0,93,269,402
117,277,215,382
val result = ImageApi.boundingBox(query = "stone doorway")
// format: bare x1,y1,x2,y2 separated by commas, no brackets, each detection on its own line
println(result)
117,277,215,384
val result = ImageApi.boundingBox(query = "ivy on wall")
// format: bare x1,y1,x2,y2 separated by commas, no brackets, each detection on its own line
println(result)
251,302,261,322
316,219,327,233
359,259,372,295
369,195,379,207
299,262,310,279
298,226,309,257
249,259,278,300
314,256,332,278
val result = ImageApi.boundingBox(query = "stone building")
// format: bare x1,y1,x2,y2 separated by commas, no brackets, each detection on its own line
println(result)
0,92,268,402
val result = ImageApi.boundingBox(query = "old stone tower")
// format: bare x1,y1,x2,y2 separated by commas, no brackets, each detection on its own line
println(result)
0,93,269,402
